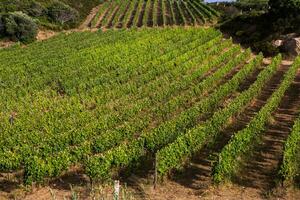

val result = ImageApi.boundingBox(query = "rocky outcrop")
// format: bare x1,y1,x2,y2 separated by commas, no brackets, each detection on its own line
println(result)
272,39,283,47
281,37,300,56
273,33,300,56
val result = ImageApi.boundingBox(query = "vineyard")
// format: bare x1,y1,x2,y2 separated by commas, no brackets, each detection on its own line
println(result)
1,27,300,198
84,0,219,29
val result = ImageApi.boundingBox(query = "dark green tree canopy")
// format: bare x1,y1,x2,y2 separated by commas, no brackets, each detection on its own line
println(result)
269,0,300,14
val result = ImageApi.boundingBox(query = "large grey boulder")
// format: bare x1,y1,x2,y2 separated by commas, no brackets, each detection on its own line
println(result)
282,37,300,56
273,33,300,56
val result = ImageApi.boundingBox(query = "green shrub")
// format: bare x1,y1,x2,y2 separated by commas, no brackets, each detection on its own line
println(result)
235,30,244,36
0,0,45,15
253,41,279,56
47,1,78,26
0,0,19,13
25,1,46,17
2,12,38,43
0,15,5,36
269,0,300,15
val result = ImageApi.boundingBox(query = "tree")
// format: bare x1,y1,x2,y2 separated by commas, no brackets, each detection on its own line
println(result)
2,12,38,43
0,16,5,36
47,1,79,26
269,0,300,15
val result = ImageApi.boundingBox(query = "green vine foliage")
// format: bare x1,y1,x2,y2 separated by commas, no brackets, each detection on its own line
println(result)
213,55,300,183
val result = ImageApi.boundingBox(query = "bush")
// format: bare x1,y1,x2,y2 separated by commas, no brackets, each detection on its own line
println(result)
47,1,78,26
25,1,46,17
269,0,300,15
253,41,279,56
0,16,5,36
0,0,19,13
0,0,46,17
2,12,38,43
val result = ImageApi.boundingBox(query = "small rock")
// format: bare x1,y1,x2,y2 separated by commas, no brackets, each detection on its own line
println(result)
263,58,272,65
272,39,283,47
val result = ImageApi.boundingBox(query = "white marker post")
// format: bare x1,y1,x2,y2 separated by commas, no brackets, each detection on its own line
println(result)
114,180,120,200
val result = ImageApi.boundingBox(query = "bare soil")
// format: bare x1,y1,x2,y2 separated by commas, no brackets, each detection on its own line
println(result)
0,39,15,49
234,67,300,197
2,174,299,200
0,30,57,49
36,30,57,41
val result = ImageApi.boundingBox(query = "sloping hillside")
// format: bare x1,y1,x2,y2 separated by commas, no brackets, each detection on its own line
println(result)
85,0,219,29
0,0,103,29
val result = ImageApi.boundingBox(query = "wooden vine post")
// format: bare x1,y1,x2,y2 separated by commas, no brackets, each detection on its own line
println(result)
154,153,158,189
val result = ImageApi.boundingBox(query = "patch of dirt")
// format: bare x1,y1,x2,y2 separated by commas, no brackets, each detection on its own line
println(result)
263,57,272,65
146,181,200,200
144,183,261,200
36,30,57,41
132,179,300,200
264,59,294,67
282,60,294,66
1,171,300,199
0,39,14,49
23,187,70,200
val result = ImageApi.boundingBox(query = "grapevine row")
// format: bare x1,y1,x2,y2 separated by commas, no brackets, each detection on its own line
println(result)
18,36,234,183
84,50,260,180
88,0,219,29
156,54,280,176
213,56,299,183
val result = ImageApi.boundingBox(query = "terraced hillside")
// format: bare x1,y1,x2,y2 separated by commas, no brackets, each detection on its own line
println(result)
1,28,300,198
83,0,219,29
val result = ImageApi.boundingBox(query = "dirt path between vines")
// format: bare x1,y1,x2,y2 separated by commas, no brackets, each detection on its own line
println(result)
79,4,101,29
1,62,300,200
234,66,300,197
160,61,283,195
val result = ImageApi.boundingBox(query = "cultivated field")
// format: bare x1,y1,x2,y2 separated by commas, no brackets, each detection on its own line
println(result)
85,0,219,29
1,27,300,199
